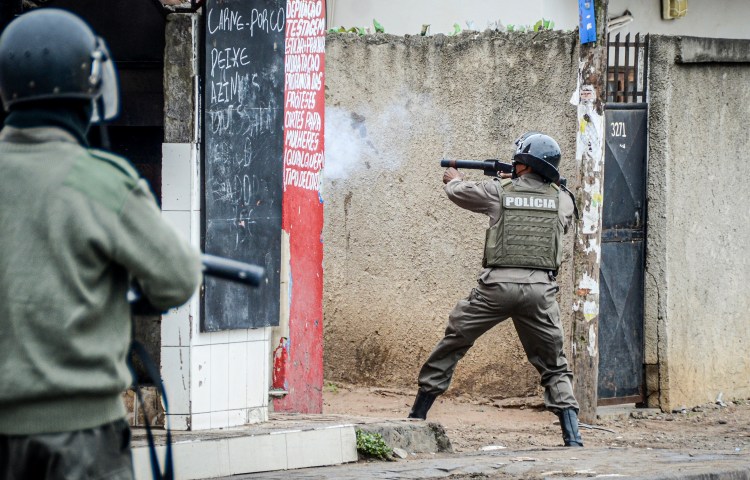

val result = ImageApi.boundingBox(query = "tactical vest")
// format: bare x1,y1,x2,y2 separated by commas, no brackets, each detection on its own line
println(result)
483,179,563,270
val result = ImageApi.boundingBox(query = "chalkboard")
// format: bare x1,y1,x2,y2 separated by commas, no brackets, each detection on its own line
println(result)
202,0,285,331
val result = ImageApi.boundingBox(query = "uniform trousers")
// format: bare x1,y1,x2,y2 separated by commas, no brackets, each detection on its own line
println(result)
417,280,579,413
0,419,134,480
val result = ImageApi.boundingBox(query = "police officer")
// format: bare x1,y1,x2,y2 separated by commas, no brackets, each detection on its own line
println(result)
408,133,583,447
0,9,202,478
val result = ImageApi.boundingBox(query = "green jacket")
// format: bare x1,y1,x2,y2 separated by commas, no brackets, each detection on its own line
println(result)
0,126,202,435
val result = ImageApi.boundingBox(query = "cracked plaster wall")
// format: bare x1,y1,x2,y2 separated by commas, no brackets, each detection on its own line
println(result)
322,31,579,397
646,36,750,410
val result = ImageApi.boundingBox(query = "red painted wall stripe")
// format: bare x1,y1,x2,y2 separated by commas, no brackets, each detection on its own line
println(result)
276,0,326,413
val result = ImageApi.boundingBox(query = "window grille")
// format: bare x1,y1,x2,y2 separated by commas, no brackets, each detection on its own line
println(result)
607,33,649,103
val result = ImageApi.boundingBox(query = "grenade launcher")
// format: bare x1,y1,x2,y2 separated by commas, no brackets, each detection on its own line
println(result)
440,158,569,188
440,159,513,177
128,254,265,313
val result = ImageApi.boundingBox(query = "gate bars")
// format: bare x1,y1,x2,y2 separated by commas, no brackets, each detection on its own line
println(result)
607,33,649,103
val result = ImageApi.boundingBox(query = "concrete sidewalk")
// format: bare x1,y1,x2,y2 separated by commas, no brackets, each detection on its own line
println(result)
232,446,750,479
131,414,360,479
132,411,750,480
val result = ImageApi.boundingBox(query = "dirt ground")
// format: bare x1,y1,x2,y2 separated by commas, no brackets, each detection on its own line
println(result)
322,382,750,453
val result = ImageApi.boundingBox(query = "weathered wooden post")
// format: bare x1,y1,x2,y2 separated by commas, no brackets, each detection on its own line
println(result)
571,0,608,424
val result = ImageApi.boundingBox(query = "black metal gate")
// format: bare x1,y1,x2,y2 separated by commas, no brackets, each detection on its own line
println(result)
598,103,647,405
598,32,650,405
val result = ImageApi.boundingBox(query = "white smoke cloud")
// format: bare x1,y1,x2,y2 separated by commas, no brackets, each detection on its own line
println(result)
323,104,410,182
323,106,363,180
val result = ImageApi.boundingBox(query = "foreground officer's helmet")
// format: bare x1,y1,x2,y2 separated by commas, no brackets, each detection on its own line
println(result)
0,8,119,122
513,132,561,183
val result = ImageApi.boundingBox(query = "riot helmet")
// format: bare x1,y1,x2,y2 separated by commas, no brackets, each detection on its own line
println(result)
513,131,542,148
0,8,119,122
512,132,561,183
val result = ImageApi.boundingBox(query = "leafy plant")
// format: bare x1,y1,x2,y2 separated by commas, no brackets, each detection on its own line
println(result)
355,430,393,460
507,18,555,33
534,18,555,31
327,25,366,35
323,381,339,393
326,19,384,36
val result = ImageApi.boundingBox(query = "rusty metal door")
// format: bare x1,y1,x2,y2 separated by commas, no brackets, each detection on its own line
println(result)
598,103,647,405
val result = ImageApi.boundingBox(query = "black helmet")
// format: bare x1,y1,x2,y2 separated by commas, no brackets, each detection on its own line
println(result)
513,131,543,147
0,8,119,122
513,132,561,183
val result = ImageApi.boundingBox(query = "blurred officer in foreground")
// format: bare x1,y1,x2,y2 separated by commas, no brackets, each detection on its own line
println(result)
408,133,583,447
0,9,201,479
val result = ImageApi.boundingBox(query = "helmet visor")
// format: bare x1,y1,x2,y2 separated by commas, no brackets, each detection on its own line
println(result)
90,38,120,123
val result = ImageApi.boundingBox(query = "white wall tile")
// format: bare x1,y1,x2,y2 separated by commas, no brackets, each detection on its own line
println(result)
226,409,247,428
210,343,230,411
190,144,201,212
286,429,343,469
165,414,191,432
161,303,190,347
247,341,268,408
228,328,248,343
161,143,192,211
210,410,229,429
227,434,287,475
247,406,268,424
192,325,211,346
190,412,211,431
227,343,247,410
247,327,267,342
161,210,191,244
161,346,190,415
210,329,230,345
190,345,211,413
187,296,200,343
190,209,201,245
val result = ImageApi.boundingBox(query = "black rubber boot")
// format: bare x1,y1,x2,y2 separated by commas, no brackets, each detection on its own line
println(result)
558,408,584,446
408,390,437,420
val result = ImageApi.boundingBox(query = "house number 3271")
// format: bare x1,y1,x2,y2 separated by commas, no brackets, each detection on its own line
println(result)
610,121,627,137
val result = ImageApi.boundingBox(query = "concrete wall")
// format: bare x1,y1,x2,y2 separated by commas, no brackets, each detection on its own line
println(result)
324,30,750,410
327,0,750,40
323,31,580,398
646,36,750,410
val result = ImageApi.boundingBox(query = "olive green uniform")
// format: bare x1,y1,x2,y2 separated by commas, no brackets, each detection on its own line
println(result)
0,126,202,479
417,173,578,413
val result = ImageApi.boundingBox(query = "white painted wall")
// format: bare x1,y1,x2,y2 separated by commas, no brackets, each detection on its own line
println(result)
608,0,750,39
161,143,272,431
327,0,750,39
327,0,577,35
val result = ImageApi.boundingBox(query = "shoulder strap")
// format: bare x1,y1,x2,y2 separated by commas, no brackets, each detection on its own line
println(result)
128,338,174,480
88,149,140,179
560,184,580,220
